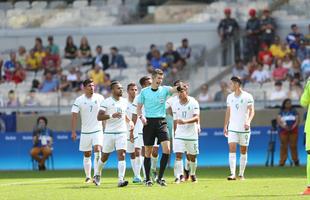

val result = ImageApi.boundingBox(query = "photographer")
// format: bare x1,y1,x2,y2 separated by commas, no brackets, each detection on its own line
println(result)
276,99,300,166
30,116,53,170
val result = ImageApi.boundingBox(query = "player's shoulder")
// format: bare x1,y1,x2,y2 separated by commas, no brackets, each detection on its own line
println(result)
75,94,85,102
227,92,234,99
93,93,105,100
189,96,199,104
242,90,254,99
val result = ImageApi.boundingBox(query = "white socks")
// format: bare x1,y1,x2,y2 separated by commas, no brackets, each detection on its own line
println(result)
229,153,236,176
97,159,107,176
83,156,92,178
118,160,126,182
151,155,158,172
189,161,197,176
141,156,146,179
130,158,137,177
135,156,142,178
94,152,101,176
239,153,247,176
174,160,183,178
185,158,190,171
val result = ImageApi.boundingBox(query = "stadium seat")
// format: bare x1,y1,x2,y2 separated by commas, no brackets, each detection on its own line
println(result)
73,0,88,8
14,1,30,9
48,1,67,9
0,2,13,11
31,1,48,9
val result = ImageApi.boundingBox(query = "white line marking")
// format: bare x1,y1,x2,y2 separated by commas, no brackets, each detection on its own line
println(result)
0,178,67,187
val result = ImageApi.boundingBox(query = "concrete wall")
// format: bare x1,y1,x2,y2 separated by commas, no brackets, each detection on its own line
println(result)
17,108,306,132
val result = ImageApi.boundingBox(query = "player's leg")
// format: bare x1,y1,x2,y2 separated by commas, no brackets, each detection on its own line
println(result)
30,147,42,164
227,131,238,180
184,153,190,181
92,132,103,177
302,132,310,195
94,152,109,186
134,133,145,181
151,144,159,180
279,133,289,166
288,132,299,166
134,147,143,182
187,140,199,183
127,139,138,181
174,153,183,184
41,146,52,170
239,133,251,180
79,134,93,183
116,133,129,187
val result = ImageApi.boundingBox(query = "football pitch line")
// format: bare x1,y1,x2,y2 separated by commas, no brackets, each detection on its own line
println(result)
0,178,68,187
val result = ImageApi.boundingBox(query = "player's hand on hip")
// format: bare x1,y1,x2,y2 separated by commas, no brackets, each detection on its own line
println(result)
112,112,122,119
71,131,77,141
224,127,228,137
177,119,186,125
244,123,250,131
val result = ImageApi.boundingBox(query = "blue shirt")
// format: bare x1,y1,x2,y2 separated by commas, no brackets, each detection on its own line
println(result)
278,109,298,131
138,86,172,118
150,57,167,70
40,79,59,93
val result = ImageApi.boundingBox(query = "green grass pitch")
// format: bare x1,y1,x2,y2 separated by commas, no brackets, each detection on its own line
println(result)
0,167,308,200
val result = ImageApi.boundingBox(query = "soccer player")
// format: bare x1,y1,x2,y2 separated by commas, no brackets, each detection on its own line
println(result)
300,79,310,195
224,76,255,180
94,81,134,187
137,69,182,186
171,85,200,183
132,76,152,182
126,82,142,183
71,79,105,183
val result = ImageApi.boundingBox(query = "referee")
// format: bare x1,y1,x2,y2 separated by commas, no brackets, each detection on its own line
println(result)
137,69,181,186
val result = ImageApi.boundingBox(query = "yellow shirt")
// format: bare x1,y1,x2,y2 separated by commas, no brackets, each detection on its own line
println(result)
26,57,39,70
269,44,290,59
88,70,105,85
34,51,46,63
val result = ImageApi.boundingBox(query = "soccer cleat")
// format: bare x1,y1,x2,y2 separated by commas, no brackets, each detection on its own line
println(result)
145,180,153,187
302,187,310,195
180,175,185,182
118,180,129,187
227,174,236,181
93,175,101,186
191,175,198,183
238,175,245,181
174,178,181,184
151,171,158,182
85,177,92,184
184,169,190,181
156,178,167,187
132,176,142,183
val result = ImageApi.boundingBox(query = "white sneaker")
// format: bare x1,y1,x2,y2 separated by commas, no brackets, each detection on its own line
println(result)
227,174,236,180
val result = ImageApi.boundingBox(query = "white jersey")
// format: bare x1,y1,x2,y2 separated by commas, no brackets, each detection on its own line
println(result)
171,96,200,140
226,91,254,133
126,99,135,139
166,95,179,109
132,94,144,134
100,96,128,133
71,93,104,133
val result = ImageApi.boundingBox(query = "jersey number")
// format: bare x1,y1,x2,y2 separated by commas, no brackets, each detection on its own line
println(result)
182,111,187,118
89,105,93,112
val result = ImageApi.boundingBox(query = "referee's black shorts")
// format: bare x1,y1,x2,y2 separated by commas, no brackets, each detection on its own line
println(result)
143,118,169,146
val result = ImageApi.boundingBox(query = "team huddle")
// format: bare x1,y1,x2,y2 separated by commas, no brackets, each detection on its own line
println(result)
71,69,255,187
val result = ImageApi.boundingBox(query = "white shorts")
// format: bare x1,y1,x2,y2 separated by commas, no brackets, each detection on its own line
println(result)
227,131,251,146
173,138,199,155
127,138,136,154
79,131,103,152
134,133,144,149
102,132,127,153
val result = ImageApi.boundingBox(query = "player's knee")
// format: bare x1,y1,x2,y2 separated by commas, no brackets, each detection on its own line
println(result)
94,145,101,152
135,149,140,157
84,151,91,157
176,154,182,160
130,153,135,159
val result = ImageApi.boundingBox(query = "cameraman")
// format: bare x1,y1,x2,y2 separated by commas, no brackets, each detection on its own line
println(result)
30,116,53,170
276,98,300,166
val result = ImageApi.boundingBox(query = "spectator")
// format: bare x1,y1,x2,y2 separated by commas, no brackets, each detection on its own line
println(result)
17,46,27,67
64,35,78,60
31,79,40,92
67,67,82,91
251,63,271,84
91,45,109,70
33,37,46,66
272,59,288,81
197,84,212,106
296,39,309,63
78,36,92,59
4,51,17,81
260,8,277,46
100,73,112,97
59,74,71,92
247,56,259,77
288,58,302,81
282,54,293,69
305,24,310,45
46,36,59,56
232,59,248,83
88,64,105,89
270,39,290,60
0,58,3,82
258,43,273,68
276,98,300,166
24,89,40,107
110,47,127,69
12,62,26,84
6,90,20,108
39,71,59,93
269,36,281,58
269,81,287,101
288,78,303,101
244,9,261,62
146,44,157,65
177,38,191,60
301,55,310,80
214,81,229,102
163,42,183,69
286,24,304,50
217,8,240,66
148,49,168,73
42,47,61,73
30,116,53,170
26,50,40,71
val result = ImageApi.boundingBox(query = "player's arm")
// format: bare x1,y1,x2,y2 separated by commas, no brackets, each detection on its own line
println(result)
71,112,78,141
169,83,184,94
97,110,112,121
137,103,147,125
125,114,134,141
291,112,300,130
245,104,255,130
276,114,288,129
224,106,230,137
177,114,199,124
173,120,177,137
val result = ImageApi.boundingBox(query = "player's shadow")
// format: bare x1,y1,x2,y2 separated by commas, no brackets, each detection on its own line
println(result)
63,184,143,190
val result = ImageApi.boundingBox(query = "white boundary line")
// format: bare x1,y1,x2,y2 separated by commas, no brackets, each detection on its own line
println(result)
0,178,67,187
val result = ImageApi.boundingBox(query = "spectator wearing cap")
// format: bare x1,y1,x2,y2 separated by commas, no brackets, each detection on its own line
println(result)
244,9,261,62
46,36,59,56
177,38,192,61
286,24,304,51
91,45,109,70
268,81,287,101
217,8,240,66
260,8,277,47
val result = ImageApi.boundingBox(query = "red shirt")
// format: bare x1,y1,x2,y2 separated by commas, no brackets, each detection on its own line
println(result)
272,67,288,80
258,50,273,65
